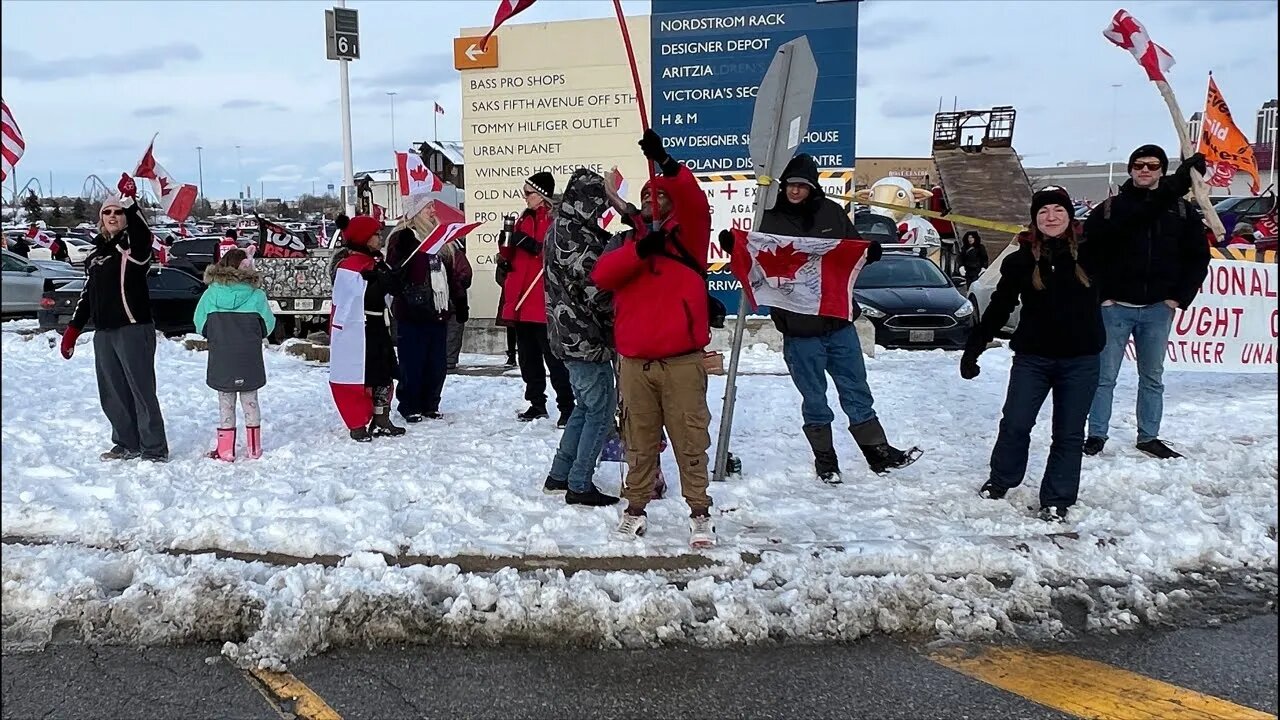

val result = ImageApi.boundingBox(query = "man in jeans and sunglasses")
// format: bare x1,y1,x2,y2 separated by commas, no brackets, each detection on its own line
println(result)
1083,144,1210,459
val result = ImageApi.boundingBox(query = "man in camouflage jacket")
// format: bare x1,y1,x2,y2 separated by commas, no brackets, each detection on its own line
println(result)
540,168,620,506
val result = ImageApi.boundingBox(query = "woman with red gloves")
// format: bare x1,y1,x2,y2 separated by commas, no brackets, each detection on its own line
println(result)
59,175,169,462
497,171,574,426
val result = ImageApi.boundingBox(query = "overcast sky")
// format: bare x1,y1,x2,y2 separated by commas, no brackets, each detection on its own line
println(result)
1,0,1275,200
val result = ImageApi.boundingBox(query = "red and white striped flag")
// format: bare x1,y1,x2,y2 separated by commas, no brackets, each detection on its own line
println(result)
481,0,536,49
729,230,872,320
1,98,25,182
396,151,444,195
133,135,198,223
1103,10,1175,83
406,220,483,260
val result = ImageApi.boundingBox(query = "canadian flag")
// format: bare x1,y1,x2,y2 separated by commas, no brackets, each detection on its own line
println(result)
481,0,537,50
133,135,198,223
434,102,445,116
1103,10,1175,83
403,221,484,262
600,169,628,229
25,225,53,249
729,230,871,321
372,203,386,223
396,151,444,196
433,199,466,226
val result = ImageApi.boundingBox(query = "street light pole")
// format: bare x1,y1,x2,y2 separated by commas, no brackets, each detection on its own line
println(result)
387,91,398,156
235,144,244,215
195,146,204,203
1107,83,1122,195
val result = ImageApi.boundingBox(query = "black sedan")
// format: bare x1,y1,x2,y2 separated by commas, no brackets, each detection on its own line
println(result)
854,251,975,350
39,267,206,336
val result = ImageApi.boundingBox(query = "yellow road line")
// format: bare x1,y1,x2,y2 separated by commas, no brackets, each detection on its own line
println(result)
930,646,1274,720
249,668,343,720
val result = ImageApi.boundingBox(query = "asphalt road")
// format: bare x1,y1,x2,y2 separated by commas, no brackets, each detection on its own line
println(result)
2,613,1275,720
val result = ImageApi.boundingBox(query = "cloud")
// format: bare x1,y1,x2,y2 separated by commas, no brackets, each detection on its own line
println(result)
1173,1,1276,23
131,105,179,119
1,43,201,81
318,161,346,176
922,54,996,80
881,97,940,119
859,17,932,49
257,164,306,183
221,99,288,112
362,53,458,91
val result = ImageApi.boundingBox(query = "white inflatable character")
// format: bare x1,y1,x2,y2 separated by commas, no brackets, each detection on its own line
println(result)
854,176,941,247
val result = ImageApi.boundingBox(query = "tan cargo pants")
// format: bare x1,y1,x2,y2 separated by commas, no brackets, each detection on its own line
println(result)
619,351,712,515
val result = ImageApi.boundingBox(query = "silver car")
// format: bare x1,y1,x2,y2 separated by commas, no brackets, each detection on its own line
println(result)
2,249,83,317
967,240,1022,335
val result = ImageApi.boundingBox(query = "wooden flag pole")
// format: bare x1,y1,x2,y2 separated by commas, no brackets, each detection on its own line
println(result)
1155,80,1224,240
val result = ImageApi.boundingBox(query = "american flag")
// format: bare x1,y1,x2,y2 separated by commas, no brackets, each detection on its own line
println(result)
1,98,24,183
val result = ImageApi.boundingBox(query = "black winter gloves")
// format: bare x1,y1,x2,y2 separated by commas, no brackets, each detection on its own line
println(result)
511,230,540,254
866,241,883,264
639,129,680,177
718,229,734,253
1179,152,1207,177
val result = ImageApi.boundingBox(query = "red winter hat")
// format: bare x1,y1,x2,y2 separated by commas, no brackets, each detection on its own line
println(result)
336,214,380,247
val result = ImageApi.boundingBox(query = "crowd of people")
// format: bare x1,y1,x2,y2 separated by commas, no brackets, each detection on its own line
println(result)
55,135,1212,547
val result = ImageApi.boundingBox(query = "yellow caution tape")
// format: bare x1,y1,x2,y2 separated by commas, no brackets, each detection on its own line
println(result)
828,193,1028,236
757,175,773,186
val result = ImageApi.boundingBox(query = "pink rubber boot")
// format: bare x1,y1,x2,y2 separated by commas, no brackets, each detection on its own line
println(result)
207,428,236,462
245,426,262,460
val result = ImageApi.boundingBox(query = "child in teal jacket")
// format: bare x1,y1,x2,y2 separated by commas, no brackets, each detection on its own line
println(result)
194,249,276,461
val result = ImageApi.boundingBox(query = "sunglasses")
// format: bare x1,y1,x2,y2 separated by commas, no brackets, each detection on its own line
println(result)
1131,162,1163,171
101,209,125,217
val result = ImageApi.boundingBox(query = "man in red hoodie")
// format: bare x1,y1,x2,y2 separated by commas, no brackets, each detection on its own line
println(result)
592,130,716,548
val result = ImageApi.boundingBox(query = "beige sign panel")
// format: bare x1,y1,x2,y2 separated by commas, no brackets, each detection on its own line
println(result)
853,157,939,190
460,17,652,319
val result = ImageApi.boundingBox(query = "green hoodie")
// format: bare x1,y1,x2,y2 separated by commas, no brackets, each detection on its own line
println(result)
194,264,276,337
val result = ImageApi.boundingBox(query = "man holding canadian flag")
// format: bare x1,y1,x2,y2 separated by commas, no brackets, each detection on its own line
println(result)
721,154,920,485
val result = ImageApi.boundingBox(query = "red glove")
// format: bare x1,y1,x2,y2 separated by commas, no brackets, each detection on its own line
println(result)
60,327,81,359
117,173,138,198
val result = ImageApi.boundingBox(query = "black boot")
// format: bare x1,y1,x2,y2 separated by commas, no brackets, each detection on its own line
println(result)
802,424,841,484
517,405,549,422
370,407,406,437
851,418,921,475
556,406,574,429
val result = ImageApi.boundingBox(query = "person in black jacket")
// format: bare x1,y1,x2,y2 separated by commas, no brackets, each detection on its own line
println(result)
958,230,989,285
58,179,169,462
719,154,918,482
961,187,1101,522
1083,145,1211,459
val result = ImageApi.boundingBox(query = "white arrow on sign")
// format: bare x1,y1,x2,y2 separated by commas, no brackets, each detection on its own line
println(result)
465,44,483,61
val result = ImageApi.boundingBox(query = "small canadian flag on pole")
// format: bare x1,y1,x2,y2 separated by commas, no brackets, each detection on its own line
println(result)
481,0,536,50
133,134,198,223
404,221,484,262
434,102,445,116
396,151,444,196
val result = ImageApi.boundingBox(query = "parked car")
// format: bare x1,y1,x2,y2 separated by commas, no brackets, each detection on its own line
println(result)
1215,195,1276,234
3,250,83,317
38,266,205,335
967,240,1022,335
854,250,974,349
168,236,224,275
28,236,93,266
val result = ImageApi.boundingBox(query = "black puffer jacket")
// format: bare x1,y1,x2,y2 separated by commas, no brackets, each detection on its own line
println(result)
757,154,866,338
70,203,154,331
1084,180,1210,308
968,226,1104,359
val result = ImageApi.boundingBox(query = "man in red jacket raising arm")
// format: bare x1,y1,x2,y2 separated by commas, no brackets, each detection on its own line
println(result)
592,130,717,548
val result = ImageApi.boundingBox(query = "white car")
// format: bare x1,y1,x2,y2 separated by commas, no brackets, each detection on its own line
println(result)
28,236,93,266
2,250,82,316
967,239,1022,335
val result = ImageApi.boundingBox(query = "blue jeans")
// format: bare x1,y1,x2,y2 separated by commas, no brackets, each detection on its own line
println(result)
782,324,876,428
1088,303,1175,443
549,360,617,493
990,353,1100,508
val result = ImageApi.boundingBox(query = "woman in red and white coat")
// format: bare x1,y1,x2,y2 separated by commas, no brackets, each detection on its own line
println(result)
329,214,406,442
497,171,574,426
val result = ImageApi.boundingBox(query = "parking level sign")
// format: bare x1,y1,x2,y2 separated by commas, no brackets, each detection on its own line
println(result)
326,7,360,61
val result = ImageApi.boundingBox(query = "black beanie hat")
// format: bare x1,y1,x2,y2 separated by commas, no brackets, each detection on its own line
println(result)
1030,186,1075,223
526,172,555,200
1128,144,1168,173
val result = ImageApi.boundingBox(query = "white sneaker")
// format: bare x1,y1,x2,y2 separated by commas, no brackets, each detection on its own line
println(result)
614,512,647,539
689,514,716,548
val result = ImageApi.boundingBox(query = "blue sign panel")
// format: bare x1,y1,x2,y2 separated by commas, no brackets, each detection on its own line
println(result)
651,0,859,313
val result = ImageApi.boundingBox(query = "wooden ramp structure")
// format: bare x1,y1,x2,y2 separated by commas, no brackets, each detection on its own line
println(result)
933,106,1034,254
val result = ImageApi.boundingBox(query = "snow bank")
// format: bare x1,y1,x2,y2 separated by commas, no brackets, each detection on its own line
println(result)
2,323,1275,665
